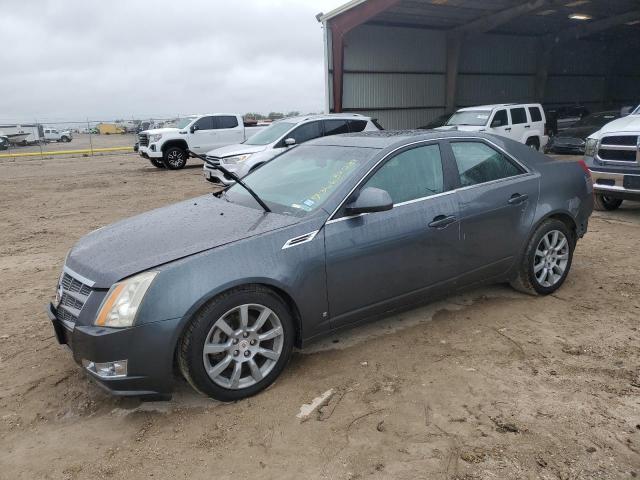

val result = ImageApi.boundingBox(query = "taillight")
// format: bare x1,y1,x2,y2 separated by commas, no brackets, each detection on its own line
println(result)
577,159,591,178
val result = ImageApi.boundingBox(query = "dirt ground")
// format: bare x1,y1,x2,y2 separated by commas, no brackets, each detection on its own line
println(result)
0,152,639,480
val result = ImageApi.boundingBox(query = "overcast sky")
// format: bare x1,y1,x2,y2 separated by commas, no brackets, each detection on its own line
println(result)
0,0,347,123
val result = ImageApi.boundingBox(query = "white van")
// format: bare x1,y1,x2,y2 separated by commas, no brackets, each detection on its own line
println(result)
439,103,548,151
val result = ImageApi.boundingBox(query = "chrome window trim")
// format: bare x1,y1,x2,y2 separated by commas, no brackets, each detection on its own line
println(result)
325,136,531,224
63,265,95,288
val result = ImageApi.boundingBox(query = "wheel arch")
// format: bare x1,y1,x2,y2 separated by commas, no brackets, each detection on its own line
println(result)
172,279,304,367
533,209,578,243
161,139,189,153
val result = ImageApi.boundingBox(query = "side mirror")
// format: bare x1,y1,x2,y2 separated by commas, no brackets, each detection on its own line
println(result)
345,187,393,216
284,137,296,147
191,125,199,134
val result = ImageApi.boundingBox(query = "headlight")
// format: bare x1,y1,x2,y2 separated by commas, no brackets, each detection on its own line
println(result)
149,134,163,143
584,138,598,156
223,154,252,165
95,271,158,328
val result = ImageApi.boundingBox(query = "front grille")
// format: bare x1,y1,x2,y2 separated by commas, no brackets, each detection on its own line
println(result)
598,149,637,162
601,135,638,146
56,271,92,324
205,155,221,167
139,133,149,147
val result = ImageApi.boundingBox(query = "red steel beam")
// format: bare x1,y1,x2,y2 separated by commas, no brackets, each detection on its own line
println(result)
328,0,402,112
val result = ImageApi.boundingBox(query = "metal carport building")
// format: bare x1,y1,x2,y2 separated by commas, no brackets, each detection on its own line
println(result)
317,0,640,129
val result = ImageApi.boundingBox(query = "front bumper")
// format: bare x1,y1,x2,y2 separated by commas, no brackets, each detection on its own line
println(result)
47,303,180,399
589,168,640,201
138,145,162,159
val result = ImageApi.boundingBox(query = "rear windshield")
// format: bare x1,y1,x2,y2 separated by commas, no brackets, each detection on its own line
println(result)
447,110,491,127
244,122,295,146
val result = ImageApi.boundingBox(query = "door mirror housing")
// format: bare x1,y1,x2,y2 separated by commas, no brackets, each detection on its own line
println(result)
284,137,296,147
191,125,199,134
345,187,393,216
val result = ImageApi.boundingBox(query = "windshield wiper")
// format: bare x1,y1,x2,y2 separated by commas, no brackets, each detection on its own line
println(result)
188,150,271,213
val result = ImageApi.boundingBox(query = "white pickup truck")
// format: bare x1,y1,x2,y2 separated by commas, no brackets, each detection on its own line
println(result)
138,114,264,169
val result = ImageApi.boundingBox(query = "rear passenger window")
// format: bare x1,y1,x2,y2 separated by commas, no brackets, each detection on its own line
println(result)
510,108,527,124
348,120,368,132
364,144,444,204
450,142,523,187
528,107,542,122
323,120,349,136
214,116,239,129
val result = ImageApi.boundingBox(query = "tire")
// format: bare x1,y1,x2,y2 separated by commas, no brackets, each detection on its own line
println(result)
178,286,295,401
510,219,574,296
163,146,187,170
525,137,540,151
594,194,622,211
61,136,70,143
149,158,165,169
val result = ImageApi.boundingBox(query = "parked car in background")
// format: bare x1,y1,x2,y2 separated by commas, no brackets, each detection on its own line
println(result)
418,113,451,130
44,127,72,143
546,105,590,133
48,130,593,401
545,110,621,155
438,103,548,151
584,104,640,211
203,113,380,185
139,114,265,170
0,136,9,150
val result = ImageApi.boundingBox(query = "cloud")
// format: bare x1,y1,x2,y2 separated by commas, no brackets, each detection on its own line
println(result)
0,0,346,122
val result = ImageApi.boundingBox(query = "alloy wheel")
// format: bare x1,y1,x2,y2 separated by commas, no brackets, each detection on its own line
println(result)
533,230,569,287
167,150,184,168
202,304,284,390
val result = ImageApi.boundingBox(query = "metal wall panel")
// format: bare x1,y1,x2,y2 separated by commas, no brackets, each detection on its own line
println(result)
549,40,610,76
457,75,535,106
343,73,445,109
544,76,607,105
346,108,447,130
459,34,538,74
343,25,447,72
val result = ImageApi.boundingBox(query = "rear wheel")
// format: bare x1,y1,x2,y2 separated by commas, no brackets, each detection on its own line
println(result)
61,136,71,143
510,219,574,295
178,286,294,401
163,146,187,169
525,137,540,151
149,158,165,169
594,194,622,211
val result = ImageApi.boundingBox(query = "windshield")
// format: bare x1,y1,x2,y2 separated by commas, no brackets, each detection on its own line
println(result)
175,118,195,129
244,122,295,146
446,110,492,127
225,145,375,216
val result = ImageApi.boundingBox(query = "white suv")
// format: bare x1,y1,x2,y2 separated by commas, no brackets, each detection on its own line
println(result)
438,103,548,151
203,114,381,185
44,128,72,143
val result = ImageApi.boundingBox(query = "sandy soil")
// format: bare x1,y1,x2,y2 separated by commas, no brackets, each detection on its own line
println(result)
0,153,638,480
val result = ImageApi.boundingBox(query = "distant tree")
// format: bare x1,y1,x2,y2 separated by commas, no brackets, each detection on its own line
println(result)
285,111,300,117
244,112,265,120
268,112,284,120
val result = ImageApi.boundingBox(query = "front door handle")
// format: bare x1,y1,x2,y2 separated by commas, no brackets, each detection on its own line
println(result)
524,125,531,129
508,193,529,205
504,127,512,132
428,215,457,229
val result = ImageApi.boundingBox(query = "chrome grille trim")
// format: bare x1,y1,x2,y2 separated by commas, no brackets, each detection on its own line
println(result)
139,133,149,147
56,267,94,324
596,134,640,165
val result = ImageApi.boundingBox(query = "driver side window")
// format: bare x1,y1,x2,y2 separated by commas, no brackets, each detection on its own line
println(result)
289,121,322,144
363,144,444,205
193,116,214,131
491,110,508,127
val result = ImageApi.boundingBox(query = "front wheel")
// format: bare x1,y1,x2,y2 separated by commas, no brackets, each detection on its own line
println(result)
163,147,187,169
149,158,165,169
178,286,294,401
61,136,71,143
594,194,622,211
510,219,574,295
525,138,540,151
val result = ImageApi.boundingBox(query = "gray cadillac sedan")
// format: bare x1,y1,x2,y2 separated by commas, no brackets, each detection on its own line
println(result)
48,130,593,401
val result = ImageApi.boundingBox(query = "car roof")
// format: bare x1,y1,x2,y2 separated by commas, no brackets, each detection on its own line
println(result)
308,129,498,149
457,103,540,112
274,113,371,124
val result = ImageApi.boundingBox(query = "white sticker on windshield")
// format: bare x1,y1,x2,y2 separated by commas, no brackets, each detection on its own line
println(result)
477,114,489,120
303,199,315,207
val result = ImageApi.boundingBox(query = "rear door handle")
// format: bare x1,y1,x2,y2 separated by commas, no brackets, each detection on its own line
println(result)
508,193,529,205
428,215,457,229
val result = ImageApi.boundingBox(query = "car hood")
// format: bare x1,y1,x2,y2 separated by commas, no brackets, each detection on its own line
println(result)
435,125,484,132
66,195,299,288
593,115,640,137
141,128,180,135
205,143,267,158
